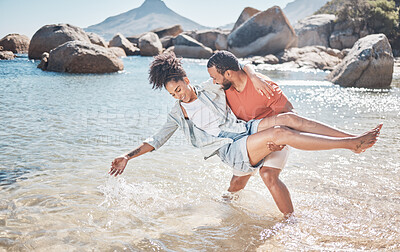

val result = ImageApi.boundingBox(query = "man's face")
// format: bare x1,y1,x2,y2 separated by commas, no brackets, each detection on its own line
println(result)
207,66,232,90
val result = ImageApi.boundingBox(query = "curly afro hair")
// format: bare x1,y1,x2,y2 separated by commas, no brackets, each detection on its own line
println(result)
149,52,187,90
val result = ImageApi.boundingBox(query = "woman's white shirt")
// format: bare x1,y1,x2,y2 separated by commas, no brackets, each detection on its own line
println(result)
181,99,221,137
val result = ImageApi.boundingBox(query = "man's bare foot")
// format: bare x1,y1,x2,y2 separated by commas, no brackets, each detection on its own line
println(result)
352,124,382,153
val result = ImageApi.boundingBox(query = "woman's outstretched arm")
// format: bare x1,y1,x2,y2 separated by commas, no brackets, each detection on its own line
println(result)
109,143,155,177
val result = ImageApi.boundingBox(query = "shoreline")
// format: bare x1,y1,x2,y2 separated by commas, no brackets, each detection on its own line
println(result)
6,53,400,88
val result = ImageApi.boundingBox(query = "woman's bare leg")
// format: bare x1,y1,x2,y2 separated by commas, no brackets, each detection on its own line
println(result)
247,124,381,165
258,112,354,137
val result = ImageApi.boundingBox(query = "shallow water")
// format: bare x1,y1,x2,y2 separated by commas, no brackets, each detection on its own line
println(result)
0,56,399,251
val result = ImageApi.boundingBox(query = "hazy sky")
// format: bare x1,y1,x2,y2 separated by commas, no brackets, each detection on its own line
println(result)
0,0,294,38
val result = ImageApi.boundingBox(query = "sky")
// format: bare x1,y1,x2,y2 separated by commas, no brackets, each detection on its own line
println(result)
0,0,294,39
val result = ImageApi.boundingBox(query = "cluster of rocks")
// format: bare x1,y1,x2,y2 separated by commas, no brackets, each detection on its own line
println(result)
120,6,298,59
245,11,394,88
0,5,395,87
294,14,370,50
248,46,347,71
249,33,393,88
28,24,124,73
0,34,30,60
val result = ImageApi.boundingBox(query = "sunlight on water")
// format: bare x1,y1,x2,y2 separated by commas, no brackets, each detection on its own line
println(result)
0,56,399,251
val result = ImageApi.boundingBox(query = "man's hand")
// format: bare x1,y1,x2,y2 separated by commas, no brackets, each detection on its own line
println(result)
252,74,277,99
267,142,285,152
109,156,128,177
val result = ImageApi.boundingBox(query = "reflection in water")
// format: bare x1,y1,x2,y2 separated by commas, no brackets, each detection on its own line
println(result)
0,56,399,251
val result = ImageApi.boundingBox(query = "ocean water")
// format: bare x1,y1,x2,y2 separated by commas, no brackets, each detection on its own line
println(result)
0,56,399,251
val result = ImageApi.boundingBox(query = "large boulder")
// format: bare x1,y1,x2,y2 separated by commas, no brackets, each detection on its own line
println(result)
28,24,91,59
152,25,183,39
87,32,108,47
170,34,213,59
327,34,393,88
277,46,342,70
186,30,230,51
215,33,229,50
227,6,298,58
0,51,15,60
109,33,140,56
108,47,126,58
160,36,174,49
138,32,162,56
38,41,124,73
249,54,279,65
232,7,260,31
329,19,370,50
295,14,336,48
0,34,30,54
126,34,142,46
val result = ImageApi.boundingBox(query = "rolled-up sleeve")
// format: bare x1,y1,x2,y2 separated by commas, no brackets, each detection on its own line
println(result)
143,113,179,150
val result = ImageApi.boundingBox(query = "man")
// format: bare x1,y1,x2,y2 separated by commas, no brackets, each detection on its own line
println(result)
207,51,357,215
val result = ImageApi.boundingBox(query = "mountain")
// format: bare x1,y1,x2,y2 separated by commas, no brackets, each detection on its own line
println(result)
85,0,208,40
218,23,235,31
283,0,330,25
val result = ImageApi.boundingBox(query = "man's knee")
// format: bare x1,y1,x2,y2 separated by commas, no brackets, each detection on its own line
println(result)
259,167,281,187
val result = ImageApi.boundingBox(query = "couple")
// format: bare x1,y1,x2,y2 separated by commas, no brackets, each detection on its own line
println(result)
109,51,381,215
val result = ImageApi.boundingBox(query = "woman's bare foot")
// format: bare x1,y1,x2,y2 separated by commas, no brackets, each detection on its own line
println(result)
352,124,382,153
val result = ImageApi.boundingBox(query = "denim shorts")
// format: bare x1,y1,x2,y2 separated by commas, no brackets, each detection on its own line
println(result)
217,119,265,174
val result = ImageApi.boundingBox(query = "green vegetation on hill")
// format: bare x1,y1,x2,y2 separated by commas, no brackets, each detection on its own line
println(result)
316,0,400,54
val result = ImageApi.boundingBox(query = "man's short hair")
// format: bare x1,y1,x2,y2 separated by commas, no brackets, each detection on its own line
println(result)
207,50,241,75
149,52,187,90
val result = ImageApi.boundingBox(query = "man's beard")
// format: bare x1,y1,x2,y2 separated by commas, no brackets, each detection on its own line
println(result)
221,79,232,90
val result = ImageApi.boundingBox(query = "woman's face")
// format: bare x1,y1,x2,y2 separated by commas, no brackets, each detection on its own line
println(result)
165,77,197,103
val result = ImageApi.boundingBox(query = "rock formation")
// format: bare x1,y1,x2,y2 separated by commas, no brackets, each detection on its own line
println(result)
152,25,183,39
0,34,30,54
227,6,297,57
329,19,370,50
87,32,108,47
138,32,162,56
168,34,213,59
0,51,16,60
108,47,126,58
109,33,140,56
38,41,124,73
185,30,230,51
232,7,260,31
278,46,343,70
29,24,91,59
294,14,336,48
327,34,393,88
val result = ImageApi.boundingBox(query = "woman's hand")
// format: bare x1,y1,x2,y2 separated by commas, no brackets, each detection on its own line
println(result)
251,74,276,99
242,63,276,98
109,156,128,177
